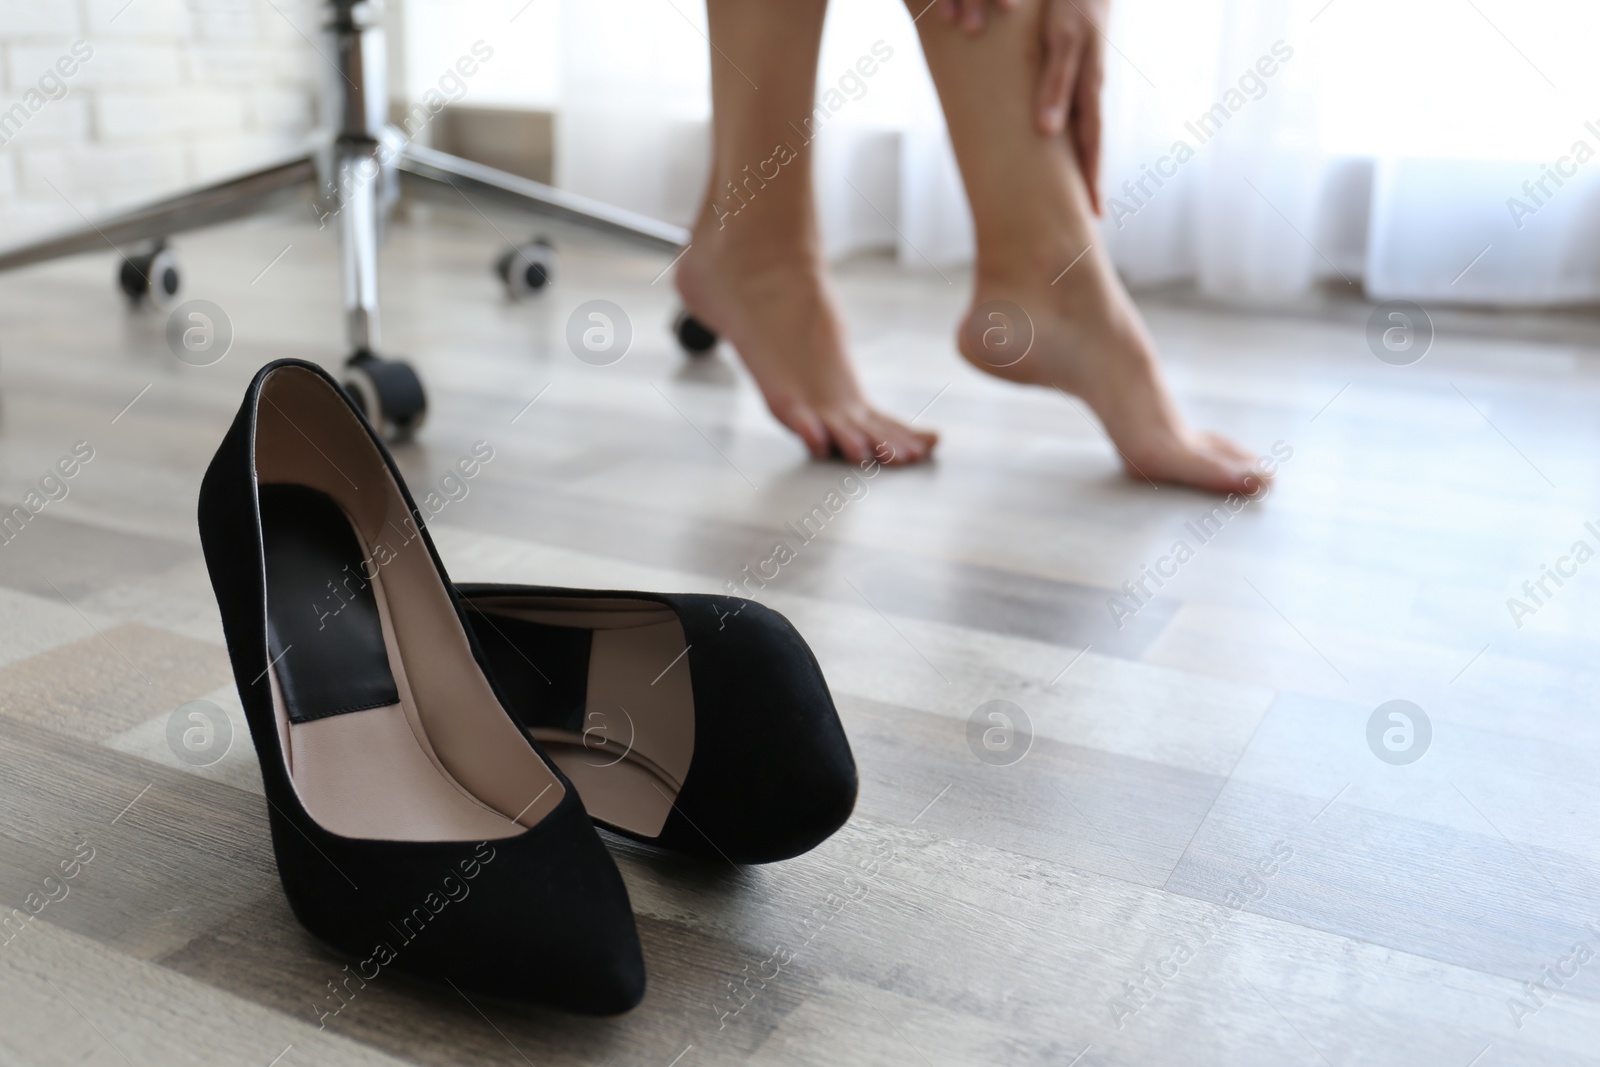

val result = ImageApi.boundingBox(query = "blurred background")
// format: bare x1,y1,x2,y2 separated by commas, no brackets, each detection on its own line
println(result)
4,0,1593,310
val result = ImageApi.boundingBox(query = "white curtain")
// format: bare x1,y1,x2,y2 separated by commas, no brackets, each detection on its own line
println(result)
548,0,1600,307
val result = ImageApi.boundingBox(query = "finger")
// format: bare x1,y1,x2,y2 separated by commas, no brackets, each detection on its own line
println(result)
960,0,986,34
1036,16,1081,135
938,0,958,23
1071,41,1105,213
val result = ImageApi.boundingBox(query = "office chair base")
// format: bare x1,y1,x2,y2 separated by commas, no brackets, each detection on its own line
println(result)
342,348,427,440
0,138,689,437
0,2,691,439
673,309,719,356
495,237,554,301
118,242,182,310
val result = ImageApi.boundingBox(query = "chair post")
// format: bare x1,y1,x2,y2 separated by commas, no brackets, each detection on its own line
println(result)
325,0,387,355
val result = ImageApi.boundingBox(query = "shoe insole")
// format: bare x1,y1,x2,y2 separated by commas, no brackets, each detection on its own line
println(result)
468,602,693,838
260,483,521,841
261,483,398,722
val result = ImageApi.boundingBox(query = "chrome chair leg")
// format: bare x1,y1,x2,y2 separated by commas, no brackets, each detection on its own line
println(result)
0,155,317,274
396,143,688,252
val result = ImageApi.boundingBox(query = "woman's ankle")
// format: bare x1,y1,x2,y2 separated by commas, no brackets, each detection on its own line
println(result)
971,244,1110,320
689,207,824,276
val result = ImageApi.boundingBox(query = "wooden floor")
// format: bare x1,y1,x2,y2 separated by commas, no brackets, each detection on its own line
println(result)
2,204,1599,1067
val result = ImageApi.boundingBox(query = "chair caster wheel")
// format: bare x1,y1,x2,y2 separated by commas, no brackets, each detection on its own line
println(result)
119,242,180,310
343,350,428,441
674,309,717,355
495,238,554,300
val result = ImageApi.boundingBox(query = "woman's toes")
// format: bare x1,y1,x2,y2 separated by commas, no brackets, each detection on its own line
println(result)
1200,431,1258,465
902,424,940,462
819,414,874,465
1197,434,1271,489
772,400,833,460
1197,450,1265,494
863,414,932,465
1179,455,1249,495
890,429,933,465
1118,436,1244,494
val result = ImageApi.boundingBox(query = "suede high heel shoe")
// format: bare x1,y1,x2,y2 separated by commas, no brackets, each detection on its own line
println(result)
198,359,644,1014
455,584,857,865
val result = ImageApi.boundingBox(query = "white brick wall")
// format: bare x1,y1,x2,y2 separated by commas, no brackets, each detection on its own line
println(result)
0,0,320,243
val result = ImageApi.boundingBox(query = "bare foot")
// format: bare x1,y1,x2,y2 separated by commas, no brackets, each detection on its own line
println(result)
958,251,1270,495
675,221,937,467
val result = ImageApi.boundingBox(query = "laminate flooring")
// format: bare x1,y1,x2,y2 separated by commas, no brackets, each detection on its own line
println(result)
0,206,1597,1066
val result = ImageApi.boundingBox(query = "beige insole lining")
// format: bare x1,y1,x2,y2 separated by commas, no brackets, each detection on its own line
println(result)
256,366,565,842
477,599,696,838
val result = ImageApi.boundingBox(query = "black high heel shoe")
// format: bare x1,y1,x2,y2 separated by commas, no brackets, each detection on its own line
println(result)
198,359,644,1014
455,584,857,865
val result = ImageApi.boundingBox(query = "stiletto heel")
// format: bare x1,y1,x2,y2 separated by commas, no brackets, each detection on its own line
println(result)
199,359,644,1014
456,584,857,865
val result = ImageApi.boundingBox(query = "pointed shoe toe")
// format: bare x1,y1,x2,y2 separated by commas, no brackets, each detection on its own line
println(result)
457,584,858,865
273,790,645,1016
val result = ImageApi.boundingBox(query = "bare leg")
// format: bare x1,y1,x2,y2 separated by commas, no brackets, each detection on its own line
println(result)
912,0,1268,493
677,0,937,466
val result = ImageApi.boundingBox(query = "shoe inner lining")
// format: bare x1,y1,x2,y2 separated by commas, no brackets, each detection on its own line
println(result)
255,365,564,841
467,598,695,839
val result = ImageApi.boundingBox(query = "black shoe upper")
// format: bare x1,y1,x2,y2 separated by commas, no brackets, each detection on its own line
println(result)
198,359,644,1014
458,584,859,865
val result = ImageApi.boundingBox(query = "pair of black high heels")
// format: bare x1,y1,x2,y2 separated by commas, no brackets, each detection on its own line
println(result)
198,360,857,1014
